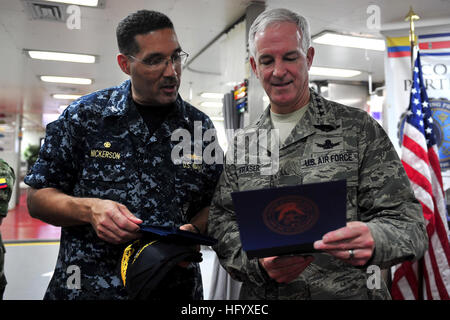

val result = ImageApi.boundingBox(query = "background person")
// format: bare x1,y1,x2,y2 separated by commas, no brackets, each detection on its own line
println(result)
0,158,15,300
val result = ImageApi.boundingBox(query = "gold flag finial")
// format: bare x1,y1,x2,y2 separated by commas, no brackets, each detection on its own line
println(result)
404,6,420,45
404,6,420,22
404,6,420,69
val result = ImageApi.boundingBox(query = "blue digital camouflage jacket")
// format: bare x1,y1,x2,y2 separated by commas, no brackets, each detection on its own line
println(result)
25,80,223,299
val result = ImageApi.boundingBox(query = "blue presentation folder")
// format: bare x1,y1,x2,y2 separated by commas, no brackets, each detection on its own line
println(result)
231,180,347,259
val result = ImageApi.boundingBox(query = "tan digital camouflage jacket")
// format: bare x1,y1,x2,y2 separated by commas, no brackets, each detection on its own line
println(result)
207,90,428,300
1,158,15,290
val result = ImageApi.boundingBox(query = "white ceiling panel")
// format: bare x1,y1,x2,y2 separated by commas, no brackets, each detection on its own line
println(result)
0,0,449,128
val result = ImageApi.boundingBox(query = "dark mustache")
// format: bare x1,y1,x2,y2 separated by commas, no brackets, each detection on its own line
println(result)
160,77,178,87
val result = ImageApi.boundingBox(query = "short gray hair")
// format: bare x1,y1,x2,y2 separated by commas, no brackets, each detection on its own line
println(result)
248,8,311,57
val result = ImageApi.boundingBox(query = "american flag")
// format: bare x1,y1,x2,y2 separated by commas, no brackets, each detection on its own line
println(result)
391,51,450,300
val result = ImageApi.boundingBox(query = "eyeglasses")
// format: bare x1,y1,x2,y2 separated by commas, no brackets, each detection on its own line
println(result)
128,50,189,71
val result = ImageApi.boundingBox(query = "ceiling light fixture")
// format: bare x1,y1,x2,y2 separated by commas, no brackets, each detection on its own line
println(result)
200,92,224,99
26,50,96,63
44,0,99,7
40,76,92,85
52,94,82,100
200,102,223,108
312,31,385,51
309,66,361,78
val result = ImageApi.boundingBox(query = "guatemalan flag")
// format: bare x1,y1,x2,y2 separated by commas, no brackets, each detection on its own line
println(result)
391,51,450,300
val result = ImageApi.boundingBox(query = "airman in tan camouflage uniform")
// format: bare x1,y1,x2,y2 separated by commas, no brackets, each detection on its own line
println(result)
0,159,15,299
207,8,428,299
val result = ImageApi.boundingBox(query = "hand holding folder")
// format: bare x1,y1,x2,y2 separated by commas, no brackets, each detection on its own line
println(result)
259,255,315,284
313,221,375,266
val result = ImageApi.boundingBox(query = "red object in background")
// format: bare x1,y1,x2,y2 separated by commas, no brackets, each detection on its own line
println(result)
0,190,60,242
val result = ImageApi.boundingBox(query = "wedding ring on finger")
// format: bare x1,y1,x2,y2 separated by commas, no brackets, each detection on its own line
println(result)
348,249,355,260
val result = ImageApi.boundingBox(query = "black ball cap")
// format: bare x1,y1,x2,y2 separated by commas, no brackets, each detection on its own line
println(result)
121,239,202,300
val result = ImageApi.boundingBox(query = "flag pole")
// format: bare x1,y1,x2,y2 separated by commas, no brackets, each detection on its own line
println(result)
405,7,419,73
404,6,423,300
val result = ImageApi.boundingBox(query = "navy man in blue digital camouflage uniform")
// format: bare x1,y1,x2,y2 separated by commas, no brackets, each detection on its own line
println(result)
24,10,223,300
